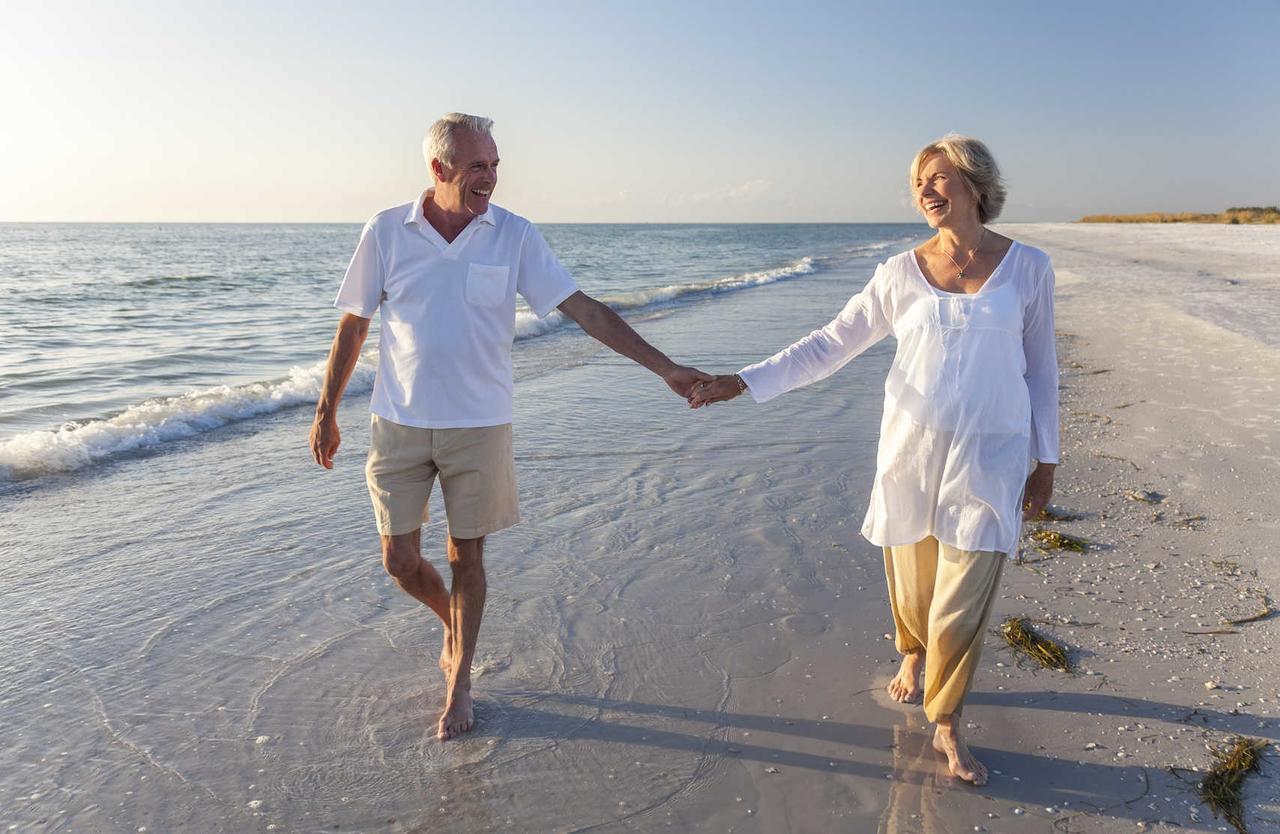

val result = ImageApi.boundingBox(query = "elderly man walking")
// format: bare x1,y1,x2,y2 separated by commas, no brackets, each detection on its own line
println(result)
310,113,708,740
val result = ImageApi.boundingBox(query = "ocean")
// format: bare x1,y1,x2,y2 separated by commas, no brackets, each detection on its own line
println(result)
1,220,933,832
0,222,921,482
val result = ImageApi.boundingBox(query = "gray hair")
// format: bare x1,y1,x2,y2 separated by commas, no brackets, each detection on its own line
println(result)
423,112,495,170
910,134,1007,223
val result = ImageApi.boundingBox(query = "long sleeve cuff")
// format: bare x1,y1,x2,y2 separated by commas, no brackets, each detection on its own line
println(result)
1029,425,1060,465
736,364,776,404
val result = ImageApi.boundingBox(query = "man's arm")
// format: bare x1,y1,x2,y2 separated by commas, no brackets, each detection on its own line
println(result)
556,291,711,398
310,313,371,468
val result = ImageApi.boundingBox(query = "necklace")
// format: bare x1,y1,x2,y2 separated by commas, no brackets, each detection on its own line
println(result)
941,228,987,279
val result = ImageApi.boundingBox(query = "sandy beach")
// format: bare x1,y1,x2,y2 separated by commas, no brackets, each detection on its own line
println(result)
3,222,1279,833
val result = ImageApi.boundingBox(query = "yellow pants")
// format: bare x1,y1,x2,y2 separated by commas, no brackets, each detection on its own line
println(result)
882,536,1005,722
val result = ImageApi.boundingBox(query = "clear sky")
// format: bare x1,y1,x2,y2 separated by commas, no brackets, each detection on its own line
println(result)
2,0,1276,223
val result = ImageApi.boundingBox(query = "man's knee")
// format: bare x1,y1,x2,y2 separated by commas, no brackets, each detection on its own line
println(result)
381,534,422,580
447,535,485,572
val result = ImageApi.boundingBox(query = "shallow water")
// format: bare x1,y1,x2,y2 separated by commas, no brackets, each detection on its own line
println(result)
2,224,934,831
0,222,917,482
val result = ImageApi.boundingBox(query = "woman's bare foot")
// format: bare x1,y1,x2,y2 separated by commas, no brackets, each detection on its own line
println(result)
437,688,474,741
438,627,453,674
932,720,987,785
887,649,924,703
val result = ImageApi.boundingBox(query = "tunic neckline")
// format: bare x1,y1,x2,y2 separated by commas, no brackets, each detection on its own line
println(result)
909,240,1020,298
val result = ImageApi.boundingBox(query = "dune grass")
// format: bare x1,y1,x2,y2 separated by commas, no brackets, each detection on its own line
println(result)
1081,206,1280,224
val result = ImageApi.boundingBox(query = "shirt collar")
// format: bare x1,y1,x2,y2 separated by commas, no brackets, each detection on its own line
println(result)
404,187,495,227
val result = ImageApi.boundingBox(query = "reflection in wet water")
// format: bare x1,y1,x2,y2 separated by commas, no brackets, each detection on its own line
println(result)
879,715,962,834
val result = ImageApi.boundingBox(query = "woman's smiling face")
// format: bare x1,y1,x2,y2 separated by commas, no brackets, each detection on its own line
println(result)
914,153,979,229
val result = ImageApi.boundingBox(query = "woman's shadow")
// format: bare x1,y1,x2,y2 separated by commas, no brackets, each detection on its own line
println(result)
470,688,1270,829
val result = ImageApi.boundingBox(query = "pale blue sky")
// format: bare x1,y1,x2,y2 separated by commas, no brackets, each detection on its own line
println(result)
2,0,1276,222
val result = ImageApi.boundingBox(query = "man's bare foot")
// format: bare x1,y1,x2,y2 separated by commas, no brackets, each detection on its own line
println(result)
887,650,924,703
438,627,452,674
932,722,987,785
437,689,474,741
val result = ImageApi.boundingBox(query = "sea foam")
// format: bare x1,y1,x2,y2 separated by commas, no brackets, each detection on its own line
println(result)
513,256,818,339
0,356,377,481
0,256,818,481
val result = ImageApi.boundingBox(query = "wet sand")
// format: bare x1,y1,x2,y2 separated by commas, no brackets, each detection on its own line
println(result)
3,223,1279,832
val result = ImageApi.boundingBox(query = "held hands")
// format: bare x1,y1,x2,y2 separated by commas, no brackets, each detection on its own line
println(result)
689,374,745,408
664,365,715,400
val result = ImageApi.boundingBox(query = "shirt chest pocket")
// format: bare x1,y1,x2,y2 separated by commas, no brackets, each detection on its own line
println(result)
465,263,510,308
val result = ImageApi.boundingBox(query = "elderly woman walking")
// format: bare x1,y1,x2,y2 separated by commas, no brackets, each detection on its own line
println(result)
690,135,1059,785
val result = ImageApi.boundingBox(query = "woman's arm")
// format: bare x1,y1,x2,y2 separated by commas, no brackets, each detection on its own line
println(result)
1023,260,1060,464
1022,259,1060,517
691,268,893,407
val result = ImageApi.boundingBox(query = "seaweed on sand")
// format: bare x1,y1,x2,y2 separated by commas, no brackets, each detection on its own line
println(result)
1029,528,1090,552
1033,506,1084,522
999,617,1072,672
1199,736,1267,834
1223,600,1276,626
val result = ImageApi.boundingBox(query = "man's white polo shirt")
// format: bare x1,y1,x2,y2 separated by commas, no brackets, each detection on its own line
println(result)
334,189,579,428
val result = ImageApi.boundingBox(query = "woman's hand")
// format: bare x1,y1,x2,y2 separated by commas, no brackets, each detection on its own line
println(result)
690,375,746,408
663,364,715,399
1022,462,1056,520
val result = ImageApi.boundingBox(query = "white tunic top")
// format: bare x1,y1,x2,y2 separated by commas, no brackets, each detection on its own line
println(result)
739,242,1059,556
334,190,579,429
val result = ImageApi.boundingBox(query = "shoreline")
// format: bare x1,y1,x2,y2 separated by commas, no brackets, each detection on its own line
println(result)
982,222,1280,831
2,223,1278,831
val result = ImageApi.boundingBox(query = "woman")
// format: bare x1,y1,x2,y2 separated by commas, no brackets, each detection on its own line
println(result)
690,135,1059,786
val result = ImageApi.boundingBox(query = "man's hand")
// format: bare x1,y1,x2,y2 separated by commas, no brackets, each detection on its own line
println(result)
1022,462,1056,520
310,313,369,470
310,415,341,469
690,375,746,408
664,365,714,399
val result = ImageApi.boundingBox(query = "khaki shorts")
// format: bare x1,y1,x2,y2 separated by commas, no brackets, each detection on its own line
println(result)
365,415,519,538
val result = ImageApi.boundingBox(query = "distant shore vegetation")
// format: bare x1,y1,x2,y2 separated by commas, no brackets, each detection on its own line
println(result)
1080,207,1280,224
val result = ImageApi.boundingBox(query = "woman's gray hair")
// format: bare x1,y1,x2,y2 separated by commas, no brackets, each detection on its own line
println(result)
423,113,495,170
910,134,1006,223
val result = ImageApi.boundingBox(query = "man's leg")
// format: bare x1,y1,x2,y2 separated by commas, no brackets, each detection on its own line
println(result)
438,534,486,740
366,415,450,671
431,422,516,741
381,529,453,673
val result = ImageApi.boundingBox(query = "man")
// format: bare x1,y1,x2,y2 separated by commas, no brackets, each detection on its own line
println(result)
309,113,708,741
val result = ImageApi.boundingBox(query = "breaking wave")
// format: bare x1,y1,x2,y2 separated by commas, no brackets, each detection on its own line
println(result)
1,255,826,481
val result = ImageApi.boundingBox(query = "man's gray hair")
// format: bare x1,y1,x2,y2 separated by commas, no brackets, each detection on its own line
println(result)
423,112,495,170
909,134,1007,223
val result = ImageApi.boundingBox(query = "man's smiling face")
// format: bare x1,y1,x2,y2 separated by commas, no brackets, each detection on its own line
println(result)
433,128,499,216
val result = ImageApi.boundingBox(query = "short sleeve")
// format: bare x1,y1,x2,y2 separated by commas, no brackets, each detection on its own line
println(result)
333,221,384,318
517,224,579,318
